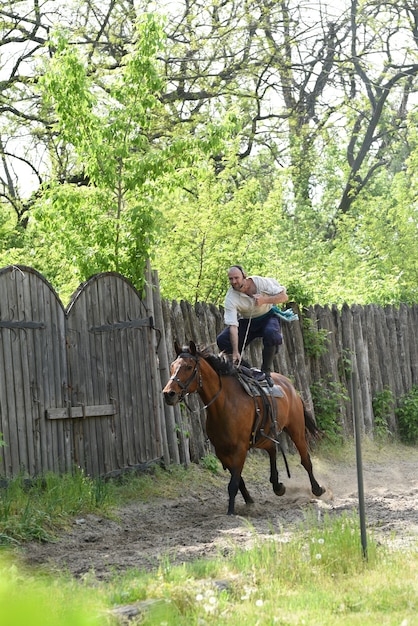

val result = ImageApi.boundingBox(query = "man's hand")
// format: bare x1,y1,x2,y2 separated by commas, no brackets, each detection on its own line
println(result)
232,351,241,364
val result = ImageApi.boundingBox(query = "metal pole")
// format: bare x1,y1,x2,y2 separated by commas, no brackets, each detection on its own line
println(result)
351,370,368,560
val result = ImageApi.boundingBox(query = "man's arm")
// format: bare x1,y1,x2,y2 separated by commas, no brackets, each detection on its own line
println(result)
229,325,240,363
253,289,288,307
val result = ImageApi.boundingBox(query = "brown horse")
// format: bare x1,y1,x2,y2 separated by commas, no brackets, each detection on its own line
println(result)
163,341,325,515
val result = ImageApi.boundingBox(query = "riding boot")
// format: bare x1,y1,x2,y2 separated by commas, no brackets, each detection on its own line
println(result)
261,345,276,387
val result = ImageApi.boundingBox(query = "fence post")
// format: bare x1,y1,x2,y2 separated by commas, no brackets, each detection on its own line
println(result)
144,261,171,466
151,270,182,465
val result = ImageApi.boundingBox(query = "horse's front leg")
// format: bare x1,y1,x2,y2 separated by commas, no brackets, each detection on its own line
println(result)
267,444,286,496
239,476,254,505
227,470,253,515
226,468,240,515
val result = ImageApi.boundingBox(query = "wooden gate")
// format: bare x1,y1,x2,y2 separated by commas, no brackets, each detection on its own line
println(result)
0,266,164,479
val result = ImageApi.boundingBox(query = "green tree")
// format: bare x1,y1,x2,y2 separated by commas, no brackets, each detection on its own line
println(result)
24,17,182,294
2,0,418,306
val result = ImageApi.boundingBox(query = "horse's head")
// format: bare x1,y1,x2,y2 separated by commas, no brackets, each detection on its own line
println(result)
162,341,200,405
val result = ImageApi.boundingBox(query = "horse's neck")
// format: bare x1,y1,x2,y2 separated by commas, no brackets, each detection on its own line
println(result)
198,364,222,404
198,363,239,409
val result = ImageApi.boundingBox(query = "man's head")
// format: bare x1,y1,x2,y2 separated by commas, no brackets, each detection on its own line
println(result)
228,265,246,291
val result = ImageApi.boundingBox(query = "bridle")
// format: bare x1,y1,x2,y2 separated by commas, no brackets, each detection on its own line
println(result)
169,352,200,402
169,351,223,410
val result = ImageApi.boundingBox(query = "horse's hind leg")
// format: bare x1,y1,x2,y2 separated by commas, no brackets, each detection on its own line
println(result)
267,444,286,496
302,453,325,496
295,439,324,497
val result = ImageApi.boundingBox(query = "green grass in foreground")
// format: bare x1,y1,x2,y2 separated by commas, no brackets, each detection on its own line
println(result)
2,511,417,626
100,512,417,626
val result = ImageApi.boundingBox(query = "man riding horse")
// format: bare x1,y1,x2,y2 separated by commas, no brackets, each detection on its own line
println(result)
216,265,289,386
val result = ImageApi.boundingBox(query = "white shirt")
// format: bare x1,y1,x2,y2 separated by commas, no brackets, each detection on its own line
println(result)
223,276,285,326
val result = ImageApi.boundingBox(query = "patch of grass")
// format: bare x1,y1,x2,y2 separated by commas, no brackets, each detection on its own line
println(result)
109,462,226,505
0,468,112,544
99,512,417,626
0,462,228,545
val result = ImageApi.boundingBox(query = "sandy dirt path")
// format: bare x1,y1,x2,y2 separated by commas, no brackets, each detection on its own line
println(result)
20,444,418,579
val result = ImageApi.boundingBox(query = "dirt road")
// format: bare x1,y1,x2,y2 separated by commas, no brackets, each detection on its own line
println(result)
21,444,418,579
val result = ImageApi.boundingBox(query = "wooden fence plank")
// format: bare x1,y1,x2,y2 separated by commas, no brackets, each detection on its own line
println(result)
340,303,355,435
152,271,181,465
46,405,116,419
385,305,405,399
0,269,19,476
144,263,169,466
408,304,418,385
352,305,374,433
161,299,191,465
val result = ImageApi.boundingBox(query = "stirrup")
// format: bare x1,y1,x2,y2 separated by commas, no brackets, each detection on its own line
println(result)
265,374,274,387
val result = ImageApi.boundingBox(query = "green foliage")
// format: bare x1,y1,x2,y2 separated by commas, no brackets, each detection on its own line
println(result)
0,469,111,545
396,385,418,445
2,1,418,307
0,556,100,626
200,453,220,475
284,280,316,308
338,348,353,380
372,387,395,440
153,151,284,304
302,317,330,358
310,377,348,443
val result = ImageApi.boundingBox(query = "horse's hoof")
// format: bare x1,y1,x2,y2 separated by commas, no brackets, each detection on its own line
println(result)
274,483,286,496
313,485,326,497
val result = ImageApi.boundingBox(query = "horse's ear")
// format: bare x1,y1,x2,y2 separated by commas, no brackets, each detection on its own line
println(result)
174,341,182,355
189,341,197,355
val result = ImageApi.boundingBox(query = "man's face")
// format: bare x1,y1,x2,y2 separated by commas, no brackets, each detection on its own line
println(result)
228,268,245,291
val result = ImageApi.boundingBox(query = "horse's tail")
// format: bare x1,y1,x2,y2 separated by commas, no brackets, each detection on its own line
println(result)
303,404,323,443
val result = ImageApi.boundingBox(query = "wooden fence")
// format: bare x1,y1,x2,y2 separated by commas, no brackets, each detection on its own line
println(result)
0,264,417,479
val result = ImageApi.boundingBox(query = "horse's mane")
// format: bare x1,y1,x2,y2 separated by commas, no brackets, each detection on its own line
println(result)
200,347,237,376
181,345,237,376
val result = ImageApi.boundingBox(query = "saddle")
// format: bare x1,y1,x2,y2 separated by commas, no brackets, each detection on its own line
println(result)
237,365,288,459
237,365,284,398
